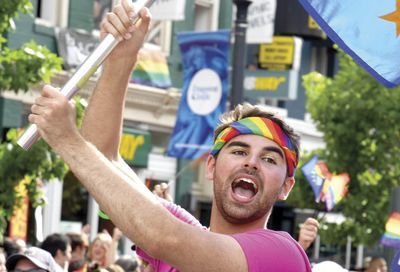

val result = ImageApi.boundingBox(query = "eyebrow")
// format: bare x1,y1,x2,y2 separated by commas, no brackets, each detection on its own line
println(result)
226,141,285,159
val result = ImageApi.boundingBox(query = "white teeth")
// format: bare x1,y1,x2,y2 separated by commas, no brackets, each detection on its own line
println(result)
235,178,258,191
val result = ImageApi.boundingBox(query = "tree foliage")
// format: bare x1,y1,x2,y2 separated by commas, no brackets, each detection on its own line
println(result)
300,49,400,246
0,0,63,93
0,0,73,241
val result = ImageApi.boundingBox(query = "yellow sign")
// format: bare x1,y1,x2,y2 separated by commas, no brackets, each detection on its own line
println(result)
10,178,30,241
259,36,294,70
255,76,286,91
308,16,319,29
120,134,145,161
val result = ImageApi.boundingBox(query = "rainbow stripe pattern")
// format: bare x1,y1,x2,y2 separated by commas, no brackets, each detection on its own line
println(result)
131,48,172,89
210,117,298,177
381,212,400,248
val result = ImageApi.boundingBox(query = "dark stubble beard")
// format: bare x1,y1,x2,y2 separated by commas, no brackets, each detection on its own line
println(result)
213,169,281,225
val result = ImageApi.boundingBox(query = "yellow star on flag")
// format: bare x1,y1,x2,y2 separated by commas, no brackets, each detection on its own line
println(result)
380,0,400,36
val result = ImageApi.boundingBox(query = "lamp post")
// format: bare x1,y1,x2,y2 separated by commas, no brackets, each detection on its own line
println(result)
230,0,253,110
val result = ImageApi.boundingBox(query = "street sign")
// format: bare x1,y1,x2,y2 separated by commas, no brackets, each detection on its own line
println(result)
244,69,299,100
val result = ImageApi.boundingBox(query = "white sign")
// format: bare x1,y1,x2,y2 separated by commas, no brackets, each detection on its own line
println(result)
246,0,276,44
187,69,222,116
150,0,186,21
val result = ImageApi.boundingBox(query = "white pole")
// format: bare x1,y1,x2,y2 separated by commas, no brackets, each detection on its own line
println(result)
345,235,352,269
313,235,320,261
356,244,364,269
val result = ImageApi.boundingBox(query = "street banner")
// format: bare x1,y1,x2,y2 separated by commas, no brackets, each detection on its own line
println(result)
381,212,400,248
149,0,186,21
167,30,231,160
246,0,277,44
298,0,400,87
9,178,30,242
301,155,326,202
131,46,172,89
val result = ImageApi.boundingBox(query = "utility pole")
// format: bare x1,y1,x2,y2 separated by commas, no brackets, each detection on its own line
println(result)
230,0,253,110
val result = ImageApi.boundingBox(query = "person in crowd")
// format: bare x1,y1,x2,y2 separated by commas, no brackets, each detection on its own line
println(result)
2,237,26,258
105,264,124,272
88,228,122,269
66,232,89,272
6,247,59,272
27,0,312,271
40,233,72,271
365,257,388,272
298,217,320,251
312,260,348,272
115,255,139,272
0,250,6,272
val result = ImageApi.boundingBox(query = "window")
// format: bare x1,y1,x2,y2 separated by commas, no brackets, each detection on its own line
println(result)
194,0,220,31
36,0,69,27
146,20,172,54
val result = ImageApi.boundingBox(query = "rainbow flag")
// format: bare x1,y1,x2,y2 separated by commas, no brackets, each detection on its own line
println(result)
320,173,350,211
381,212,400,248
131,48,172,89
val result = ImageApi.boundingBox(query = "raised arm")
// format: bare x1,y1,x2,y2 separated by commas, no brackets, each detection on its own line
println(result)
81,0,150,160
298,217,319,251
29,95,247,272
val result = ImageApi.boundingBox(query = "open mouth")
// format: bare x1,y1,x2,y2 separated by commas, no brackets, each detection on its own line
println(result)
231,177,258,202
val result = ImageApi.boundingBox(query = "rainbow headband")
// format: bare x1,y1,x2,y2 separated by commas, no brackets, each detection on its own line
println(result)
210,117,298,177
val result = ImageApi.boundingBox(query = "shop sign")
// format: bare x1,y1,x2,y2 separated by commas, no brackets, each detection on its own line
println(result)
9,178,29,241
258,36,294,70
119,128,151,167
244,70,298,100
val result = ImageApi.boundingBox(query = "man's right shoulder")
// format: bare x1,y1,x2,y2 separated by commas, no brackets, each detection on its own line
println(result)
230,229,312,272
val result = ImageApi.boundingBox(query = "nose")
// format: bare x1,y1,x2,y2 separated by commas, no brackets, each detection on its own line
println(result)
243,154,259,171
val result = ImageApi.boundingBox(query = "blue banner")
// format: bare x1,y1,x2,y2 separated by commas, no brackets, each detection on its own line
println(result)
167,30,230,160
298,0,400,87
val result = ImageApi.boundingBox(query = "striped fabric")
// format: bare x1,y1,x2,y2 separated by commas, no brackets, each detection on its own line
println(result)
381,212,400,248
210,117,298,177
130,48,172,89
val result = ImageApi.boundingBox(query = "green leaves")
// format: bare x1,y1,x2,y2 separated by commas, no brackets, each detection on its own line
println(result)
301,49,400,246
0,41,63,93
0,0,70,240
0,0,32,34
0,96,85,240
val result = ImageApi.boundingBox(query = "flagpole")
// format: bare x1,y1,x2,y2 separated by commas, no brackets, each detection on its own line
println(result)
230,0,252,110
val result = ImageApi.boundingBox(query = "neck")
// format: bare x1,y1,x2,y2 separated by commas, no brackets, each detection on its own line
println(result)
208,202,270,234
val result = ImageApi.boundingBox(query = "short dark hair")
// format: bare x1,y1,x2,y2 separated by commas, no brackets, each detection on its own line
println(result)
2,238,22,258
40,233,70,257
66,233,85,252
115,256,138,272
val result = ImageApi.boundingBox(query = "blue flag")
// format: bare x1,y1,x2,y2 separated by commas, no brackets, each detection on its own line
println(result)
301,155,326,202
393,250,400,272
298,0,400,87
167,30,231,160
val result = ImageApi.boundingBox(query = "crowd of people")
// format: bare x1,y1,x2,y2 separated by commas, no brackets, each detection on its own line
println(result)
0,228,139,272
0,216,390,272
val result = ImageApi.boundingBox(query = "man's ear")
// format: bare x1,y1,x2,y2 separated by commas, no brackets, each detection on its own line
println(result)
278,177,295,200
205,155,216,181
